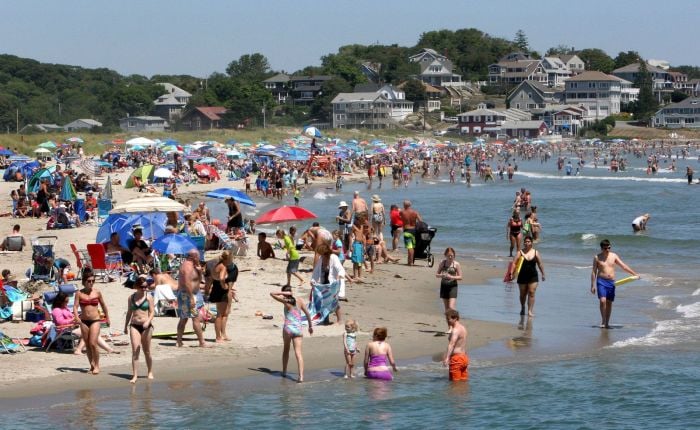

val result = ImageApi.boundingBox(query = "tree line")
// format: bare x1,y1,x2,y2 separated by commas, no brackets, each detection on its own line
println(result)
1,28,697,132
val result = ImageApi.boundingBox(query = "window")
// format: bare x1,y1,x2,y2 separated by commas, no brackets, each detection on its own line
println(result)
128,120,136,127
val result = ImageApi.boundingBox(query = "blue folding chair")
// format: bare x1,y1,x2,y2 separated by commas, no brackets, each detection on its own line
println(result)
97,199,112,225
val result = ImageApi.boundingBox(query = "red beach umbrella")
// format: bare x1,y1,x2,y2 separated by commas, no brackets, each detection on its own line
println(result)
256,205,317,224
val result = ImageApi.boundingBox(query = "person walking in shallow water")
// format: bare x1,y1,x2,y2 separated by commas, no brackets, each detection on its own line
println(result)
591,239,638,329
270,285,313,382
511,236,545,317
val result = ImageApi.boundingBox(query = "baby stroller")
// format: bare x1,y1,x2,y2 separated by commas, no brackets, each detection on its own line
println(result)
31,236,59,282
414,221,437,267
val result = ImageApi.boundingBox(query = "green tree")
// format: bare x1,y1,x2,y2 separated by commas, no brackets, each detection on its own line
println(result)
577,48,615,73
672,65,700,79
546,45,574,56
226,53,272,81
613,51,642,70
631,61,659,123
402,79,426,111
670,90,689,103
321,53,366,87
514,29,529,51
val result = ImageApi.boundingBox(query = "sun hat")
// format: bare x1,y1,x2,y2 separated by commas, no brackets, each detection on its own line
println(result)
338,201,348,208
372,194,381,202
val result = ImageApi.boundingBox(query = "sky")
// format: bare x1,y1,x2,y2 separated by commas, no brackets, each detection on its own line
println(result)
2,0,698,78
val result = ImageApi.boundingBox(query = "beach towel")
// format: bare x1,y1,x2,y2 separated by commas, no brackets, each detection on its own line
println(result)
2,286,28,303
304,281,340,326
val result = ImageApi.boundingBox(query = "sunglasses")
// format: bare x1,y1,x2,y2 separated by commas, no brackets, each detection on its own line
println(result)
85,279,96,283
602,246,611,250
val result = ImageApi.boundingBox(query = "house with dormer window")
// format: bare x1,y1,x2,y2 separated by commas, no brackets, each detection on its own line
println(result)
653,98,700,128
409,48,464,88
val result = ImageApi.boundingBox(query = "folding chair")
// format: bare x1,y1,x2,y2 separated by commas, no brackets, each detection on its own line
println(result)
97,199,112,225
42,287,80,352
70,243,91,278
86,243,121,282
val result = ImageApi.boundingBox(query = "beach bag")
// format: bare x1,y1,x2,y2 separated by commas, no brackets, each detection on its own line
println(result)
28,334,43,347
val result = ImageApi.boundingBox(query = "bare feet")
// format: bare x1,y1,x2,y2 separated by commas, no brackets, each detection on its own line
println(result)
130,376,137,384
147,373,154,380
520,309,525,316
176,341,183,347
90,368,100,375
198,343,213,348
528,311,534,317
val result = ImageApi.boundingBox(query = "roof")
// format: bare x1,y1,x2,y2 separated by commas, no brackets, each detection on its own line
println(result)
558,54,581,64
263,73,290,83
65,118,102,127
289,75,333,82
419,59,456,75
519,80,557,95
120,116,167,122
658,98,700,110
566,71,619,82
193,107,227,121
612,63,668,75
501,120,546,129
458,108,506,118
331,92,385,104
154,93,185,106
157,83,192,98
354,83,381,92
396,81,441,93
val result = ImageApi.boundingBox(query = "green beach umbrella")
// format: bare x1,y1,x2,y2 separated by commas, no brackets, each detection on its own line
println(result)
38,141,57,149
125,164,155,188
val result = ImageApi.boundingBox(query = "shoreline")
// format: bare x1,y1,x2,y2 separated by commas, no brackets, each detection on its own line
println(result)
0,166,519,401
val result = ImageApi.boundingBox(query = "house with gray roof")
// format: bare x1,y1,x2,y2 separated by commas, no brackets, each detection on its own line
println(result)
64,118,102,131
263,73,290,103
409,48,464,88
331,90,413,129
119,116,168,132
289,75,333,105
563,71,623,121
456,103,534,137
19,123,64,133
556,54,585,75
488,59,547,86
154,83,191,122
541,57,572,87
611,63,675,96
652,98,700,128
507,80,563,111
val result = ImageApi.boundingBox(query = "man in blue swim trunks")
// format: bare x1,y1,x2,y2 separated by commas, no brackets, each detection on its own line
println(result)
591,239,638,329
399,200,422,266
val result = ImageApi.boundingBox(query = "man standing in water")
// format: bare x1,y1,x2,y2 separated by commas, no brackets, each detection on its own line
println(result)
176,249,210,347
400,200,422,266
443,309,469,381
591,239,638,329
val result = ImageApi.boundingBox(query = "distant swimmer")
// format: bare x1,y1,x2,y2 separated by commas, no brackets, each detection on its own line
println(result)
591,239,638,329
631,214,650,232
687,166,694,185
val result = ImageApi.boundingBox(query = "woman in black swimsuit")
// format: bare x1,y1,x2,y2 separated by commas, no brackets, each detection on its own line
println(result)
73,269,110,375
124,276,154,383
506,212,523,257
511,236,545,317
436,247,463,330
208,251,232,343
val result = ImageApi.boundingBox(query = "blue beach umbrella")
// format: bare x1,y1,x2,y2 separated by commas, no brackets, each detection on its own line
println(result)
59,176,77,201
151,234,197,255
96,212,169,248
206,188,256,207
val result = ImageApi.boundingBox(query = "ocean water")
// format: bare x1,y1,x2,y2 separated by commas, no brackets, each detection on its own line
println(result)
5,148,700,428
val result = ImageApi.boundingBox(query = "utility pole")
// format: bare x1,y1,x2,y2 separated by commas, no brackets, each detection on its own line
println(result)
262,103,266,129
16,109,19,134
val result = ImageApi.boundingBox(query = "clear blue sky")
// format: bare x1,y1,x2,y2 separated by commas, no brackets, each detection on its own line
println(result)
2,0,697,77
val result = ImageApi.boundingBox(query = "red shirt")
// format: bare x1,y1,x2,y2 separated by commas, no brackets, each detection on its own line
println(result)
390,209,403,227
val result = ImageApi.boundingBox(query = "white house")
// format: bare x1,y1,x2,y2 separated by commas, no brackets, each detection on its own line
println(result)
331,90,414,129
563,71,622,122
541,57,572,87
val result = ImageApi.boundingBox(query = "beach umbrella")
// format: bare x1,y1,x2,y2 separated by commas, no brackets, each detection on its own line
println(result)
102,175,114,201
206,188,256,207
151,234,197,255
0,149,13,156
97,213,169,248
8,155,31,162
198,157,218,164
129,145,146,151
59,176,77,202
194,164,220,180
28,166,56,192
38,141,57,149
126,137,156,146
303,126,322,138
110,194,187,214
256,205,317,224
33,148,52,154
153,167,173,179
66,137,84,143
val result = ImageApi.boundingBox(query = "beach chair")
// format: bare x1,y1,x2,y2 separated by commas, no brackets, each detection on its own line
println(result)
2,235,25,251
70,243,91,278
97,199,112,225
42,287,80,352
31,236,58,282
86,243,120,282
208,225,235,250
0,330,25,353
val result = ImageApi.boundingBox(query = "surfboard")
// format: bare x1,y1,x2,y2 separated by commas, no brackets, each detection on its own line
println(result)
503,261,514,283
152,331,194,339
615,275,640,286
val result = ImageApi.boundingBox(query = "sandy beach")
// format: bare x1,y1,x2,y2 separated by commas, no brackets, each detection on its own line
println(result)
0,165,515,399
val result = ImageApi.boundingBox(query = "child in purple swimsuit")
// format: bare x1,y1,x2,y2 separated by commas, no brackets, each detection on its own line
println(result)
364,327,397,381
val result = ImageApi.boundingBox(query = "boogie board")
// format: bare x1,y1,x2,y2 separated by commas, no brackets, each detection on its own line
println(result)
503,256,524,283
503,261,515,283
615,275,640,287
152,331,194,339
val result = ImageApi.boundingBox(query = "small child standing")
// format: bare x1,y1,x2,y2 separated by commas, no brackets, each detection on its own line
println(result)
343,320,359,378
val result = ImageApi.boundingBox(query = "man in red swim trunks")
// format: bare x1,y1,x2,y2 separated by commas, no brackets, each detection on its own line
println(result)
443,309,469,381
